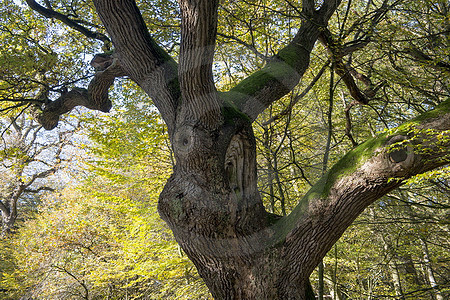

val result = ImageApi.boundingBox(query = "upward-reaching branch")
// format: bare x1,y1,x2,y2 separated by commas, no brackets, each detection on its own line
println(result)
92,0,180,135
177,0,222,129
225,0,343,121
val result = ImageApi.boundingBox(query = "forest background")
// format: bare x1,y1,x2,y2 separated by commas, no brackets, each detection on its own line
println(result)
0,0,448,299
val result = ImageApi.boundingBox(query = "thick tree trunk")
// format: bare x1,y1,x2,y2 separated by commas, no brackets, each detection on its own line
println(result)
157,118,317,299
157,101,449,299
50,1,448,298
90,2,449,297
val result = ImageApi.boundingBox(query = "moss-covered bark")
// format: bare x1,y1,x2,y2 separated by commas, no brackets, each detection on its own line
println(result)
24,0,448,298
269,99,449,283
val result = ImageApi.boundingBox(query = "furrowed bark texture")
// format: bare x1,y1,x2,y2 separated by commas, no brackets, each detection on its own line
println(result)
33,0,449,298
160,102,449,299
93,0,180,135
177,0,222,129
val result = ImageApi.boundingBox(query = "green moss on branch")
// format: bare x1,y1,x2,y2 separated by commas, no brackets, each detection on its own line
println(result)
270,98,449,245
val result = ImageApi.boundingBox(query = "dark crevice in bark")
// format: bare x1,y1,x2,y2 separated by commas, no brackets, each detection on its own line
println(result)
160,117,268,238
27,0,450,298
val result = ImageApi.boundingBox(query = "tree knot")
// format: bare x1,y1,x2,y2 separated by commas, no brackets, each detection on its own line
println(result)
386,135,415,169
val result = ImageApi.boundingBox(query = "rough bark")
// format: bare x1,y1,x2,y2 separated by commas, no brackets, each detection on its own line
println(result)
158,99,449,299
24,0,450,298
93,0,180,135
177,0,222,129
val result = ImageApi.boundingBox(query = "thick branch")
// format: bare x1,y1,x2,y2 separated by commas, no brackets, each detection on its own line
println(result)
177,0,222,129
275,99,450,275
37,54,125,130
225,0,343,121
93,0,179,135
226,0,391,120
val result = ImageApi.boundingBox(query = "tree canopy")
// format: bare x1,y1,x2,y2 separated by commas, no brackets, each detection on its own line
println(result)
0,0,449,299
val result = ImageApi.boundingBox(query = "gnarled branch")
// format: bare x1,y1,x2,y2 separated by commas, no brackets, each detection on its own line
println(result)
37,54,125,130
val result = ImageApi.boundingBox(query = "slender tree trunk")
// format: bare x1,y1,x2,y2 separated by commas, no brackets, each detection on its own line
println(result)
420,238,444,300
402,195,443,299
325,276,344,300
273,154,286,216
263,126,276,213
319,65,335,300
332,245,340,300
388,258,405,299
1,203,16,236
400,252,422,287
382,238,405,299
318,261,325,300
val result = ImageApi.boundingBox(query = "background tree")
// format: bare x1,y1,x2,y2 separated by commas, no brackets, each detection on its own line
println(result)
1,104,212,299
0,0,448,299
316,181,449,299
0,0,97,235
0,115,77,235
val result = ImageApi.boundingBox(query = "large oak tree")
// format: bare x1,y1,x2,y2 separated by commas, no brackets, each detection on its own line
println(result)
2,0,449,298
